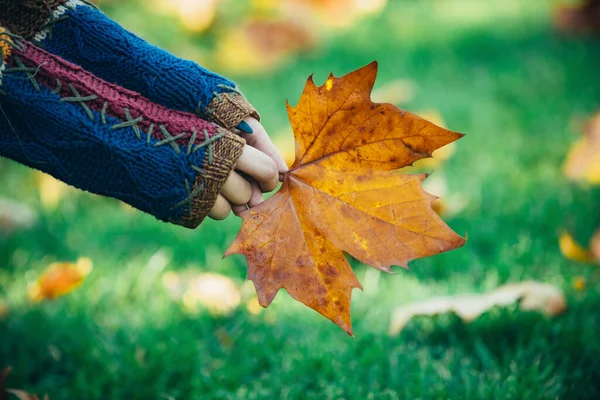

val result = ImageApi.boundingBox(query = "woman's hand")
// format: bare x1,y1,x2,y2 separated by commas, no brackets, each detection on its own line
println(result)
208,117,289,220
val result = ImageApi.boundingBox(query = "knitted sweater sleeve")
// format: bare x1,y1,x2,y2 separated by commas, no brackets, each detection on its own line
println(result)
0,31,245,228
0,0,259,131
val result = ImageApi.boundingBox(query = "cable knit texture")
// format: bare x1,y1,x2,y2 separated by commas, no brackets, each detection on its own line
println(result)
0,0,67,38
0,37,245,228
2,0,260,130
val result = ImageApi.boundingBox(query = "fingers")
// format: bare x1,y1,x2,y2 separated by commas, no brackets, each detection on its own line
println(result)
212,117,285,222
208,194,231,220
238,117,289,174
221,171,252,205
235,145,279,192
232,204,247,216
248,181,264,207
232,181,264,216
209,172,253,220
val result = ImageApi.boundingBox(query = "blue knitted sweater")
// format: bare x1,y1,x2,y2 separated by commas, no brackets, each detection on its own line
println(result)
0,1,256,227
34,0,258,129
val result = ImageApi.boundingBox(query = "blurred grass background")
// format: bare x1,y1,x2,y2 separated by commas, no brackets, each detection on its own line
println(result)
2,0,600,398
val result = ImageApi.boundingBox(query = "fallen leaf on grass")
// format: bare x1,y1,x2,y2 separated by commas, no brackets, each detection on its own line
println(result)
590,228,600,261
35,172,72,211
559,232,595,263
226,62,465,334
147,0,220,33
162,272,241,316
28,257,93,302
564,112,600,184
177,0,220,33
389,281,567,336
214,19,314,74
1,368,49,400
245,19,314,57
289,0,388,29
572,276,587,291
6,390,49,400
273,131,296,168
371,79,416,105
245,296,263,315
0,198,37,235
0,302,8,321
554,2,600,34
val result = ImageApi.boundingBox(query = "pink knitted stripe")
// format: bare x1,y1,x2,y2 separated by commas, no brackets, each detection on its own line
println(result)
11,42,220,145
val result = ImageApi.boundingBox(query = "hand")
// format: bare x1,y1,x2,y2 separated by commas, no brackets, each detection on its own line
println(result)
208,117,289,220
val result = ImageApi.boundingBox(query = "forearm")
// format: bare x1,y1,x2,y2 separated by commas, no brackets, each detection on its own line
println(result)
0,0,258,130
0,34,245,228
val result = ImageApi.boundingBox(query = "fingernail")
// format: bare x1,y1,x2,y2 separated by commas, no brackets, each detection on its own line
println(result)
237,120,253,134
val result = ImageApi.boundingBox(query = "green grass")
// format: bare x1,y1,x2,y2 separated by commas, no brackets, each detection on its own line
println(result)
2,0,600,398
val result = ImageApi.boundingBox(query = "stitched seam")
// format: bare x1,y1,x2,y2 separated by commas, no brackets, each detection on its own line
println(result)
5,56,42,92
9,55,231,220
216,84,241,95
198,86,242,124
171,179,205,216
193,130,225,166
61,82,97,120
100,101,108,123
146,122,154,145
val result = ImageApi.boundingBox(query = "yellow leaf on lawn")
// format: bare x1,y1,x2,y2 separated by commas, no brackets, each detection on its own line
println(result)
564,112,600,184
559,232,595,263
163,271,241,315
273,131,295,168
246,296,263,315
119,201,137,214
147,0,219,33
177,0,219,33
29,257,93,302
0,302,9,320
36,172,71,210
389,281,566,336
572,276,586,292
288,0,387,29
214,19,314,74
371,79,416,105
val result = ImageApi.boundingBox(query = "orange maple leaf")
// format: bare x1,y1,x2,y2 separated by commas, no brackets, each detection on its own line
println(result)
29,258,93,302
226,62,466,334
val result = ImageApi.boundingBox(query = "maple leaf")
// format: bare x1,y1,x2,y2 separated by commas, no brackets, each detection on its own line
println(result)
226,62,466,334
28,258,93,302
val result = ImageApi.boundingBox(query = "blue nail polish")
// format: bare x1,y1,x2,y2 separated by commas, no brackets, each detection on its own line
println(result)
237,120,253,134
